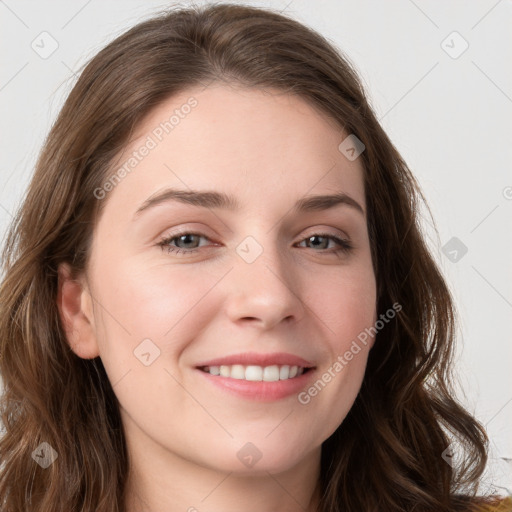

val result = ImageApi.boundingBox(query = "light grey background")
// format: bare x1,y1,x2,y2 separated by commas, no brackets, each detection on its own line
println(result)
1,0,511,494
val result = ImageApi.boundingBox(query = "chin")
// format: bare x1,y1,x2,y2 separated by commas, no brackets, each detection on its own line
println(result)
200,439,315,476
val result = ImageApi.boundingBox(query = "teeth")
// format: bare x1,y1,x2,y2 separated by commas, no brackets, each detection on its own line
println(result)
245,365,263,381
202,364,307,381
230,364,245,379
263,365,279,382
209,365,220,376
279,365,290,380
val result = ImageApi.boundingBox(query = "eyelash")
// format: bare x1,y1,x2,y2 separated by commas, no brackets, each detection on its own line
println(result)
157,230,353,256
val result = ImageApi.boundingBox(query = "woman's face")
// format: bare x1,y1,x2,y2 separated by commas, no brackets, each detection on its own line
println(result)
65,83,377,475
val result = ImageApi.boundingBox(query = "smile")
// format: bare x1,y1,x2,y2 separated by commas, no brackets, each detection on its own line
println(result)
199,364,310,381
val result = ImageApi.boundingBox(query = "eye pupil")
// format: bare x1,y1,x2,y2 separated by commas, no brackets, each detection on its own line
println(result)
308,235,328,249
177,234,198,248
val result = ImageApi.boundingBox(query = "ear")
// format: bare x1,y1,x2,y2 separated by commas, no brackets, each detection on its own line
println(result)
57,262,100,359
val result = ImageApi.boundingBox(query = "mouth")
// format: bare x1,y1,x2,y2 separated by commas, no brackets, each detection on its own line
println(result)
193,351,317,401
195,364,316,401
197,364,314,382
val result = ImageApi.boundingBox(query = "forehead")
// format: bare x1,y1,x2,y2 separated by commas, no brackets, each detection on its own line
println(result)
100,83,366,218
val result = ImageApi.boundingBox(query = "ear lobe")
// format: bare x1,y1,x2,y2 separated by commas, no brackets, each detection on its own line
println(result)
57,262,99,359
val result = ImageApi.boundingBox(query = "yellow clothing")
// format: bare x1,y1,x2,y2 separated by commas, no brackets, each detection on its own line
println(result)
475,497,512,511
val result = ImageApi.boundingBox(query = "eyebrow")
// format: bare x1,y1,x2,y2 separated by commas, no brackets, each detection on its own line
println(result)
133,187,365,218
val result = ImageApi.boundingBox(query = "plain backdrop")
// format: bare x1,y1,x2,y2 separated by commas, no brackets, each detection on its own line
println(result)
0,0,511,494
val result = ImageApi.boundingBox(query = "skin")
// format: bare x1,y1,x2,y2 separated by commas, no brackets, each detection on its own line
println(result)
57,83,377,512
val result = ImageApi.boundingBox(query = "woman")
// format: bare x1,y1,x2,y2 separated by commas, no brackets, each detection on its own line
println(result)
0,3,509,511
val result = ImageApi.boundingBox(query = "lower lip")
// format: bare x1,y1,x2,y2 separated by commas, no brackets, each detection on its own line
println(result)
195,368,316,401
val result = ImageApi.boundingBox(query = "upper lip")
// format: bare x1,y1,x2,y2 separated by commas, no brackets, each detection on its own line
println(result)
195,352,315,368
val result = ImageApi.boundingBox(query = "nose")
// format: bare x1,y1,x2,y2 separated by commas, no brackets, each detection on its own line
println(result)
224,240,306,330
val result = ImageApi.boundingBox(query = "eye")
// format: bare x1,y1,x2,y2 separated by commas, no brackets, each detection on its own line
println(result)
295,233,352,254
157,231,353,257
158,231,213,256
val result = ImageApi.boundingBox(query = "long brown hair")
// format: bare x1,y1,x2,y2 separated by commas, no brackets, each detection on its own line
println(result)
0,3,504,511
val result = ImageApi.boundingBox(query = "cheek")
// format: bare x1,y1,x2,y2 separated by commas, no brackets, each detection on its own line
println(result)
297,261,376,413
297,268,376,440
89,259,221,419
92,258,222,361
309,263,377,351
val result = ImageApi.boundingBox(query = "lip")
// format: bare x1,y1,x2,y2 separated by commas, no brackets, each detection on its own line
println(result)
196,366,316,402
194,352,317,402
194,351,315,368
